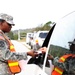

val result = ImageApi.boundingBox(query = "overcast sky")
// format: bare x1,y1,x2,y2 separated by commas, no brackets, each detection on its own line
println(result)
0,0,75,30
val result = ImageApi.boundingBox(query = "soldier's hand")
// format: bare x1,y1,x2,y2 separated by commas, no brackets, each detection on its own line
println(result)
27,50,38,57
47,54,54,60
39,47,47,53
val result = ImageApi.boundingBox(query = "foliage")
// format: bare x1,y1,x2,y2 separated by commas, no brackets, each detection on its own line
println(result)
20,32,26,37
49,45,68,58
11,21,55,40
34,21,53,31
6,31,18,40
6,31,14,40
42,21,52,30
13,34,18,40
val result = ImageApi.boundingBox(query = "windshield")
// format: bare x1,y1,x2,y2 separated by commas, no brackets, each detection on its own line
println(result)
39,32,48,38
49,11,75,57
44,11,75,75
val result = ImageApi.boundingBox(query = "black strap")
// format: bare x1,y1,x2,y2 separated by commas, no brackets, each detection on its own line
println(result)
42,24,56,47
40,23,56,65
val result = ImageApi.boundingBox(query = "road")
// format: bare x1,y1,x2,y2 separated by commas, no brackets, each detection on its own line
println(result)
11,40,30,52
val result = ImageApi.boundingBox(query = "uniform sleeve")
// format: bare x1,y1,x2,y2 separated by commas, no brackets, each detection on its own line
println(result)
53,57,66,70
0,40,28,62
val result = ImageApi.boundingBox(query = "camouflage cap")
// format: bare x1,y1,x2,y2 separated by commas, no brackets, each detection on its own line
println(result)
0,13,15,26
68,39,75,44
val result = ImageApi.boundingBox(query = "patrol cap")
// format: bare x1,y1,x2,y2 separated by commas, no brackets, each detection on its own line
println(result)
68,39,75,44
0,13,15,26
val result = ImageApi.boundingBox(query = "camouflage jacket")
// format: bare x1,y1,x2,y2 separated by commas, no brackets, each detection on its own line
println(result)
0,30,27,75
53,56,75,75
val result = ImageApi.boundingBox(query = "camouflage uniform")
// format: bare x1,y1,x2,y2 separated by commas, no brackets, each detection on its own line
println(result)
53,52,75,75
0,13,29,75
0,30,28,75
53,57,75,75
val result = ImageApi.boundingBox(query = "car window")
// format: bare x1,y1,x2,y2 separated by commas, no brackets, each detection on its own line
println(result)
39,32,48,38
28,34,31,37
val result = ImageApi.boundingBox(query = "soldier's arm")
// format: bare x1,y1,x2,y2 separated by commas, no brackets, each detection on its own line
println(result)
0,39,28,61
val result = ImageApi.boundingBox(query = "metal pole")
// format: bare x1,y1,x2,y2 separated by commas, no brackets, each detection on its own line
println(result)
18,29,20,40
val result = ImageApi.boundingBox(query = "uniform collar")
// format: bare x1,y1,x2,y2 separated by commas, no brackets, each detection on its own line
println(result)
0,30,5,34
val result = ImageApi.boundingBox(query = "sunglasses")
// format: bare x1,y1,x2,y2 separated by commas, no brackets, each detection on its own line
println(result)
7,23,12,26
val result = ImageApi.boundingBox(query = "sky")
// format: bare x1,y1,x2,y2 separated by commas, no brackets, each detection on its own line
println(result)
0,0,75,30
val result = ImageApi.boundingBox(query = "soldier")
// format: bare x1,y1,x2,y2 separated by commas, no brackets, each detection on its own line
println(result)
51,39,75,75
40,39,75,75
0,13,38,75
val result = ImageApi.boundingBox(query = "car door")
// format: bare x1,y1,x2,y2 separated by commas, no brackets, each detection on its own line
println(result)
43,11,75,75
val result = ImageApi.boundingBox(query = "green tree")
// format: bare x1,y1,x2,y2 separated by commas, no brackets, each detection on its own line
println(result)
13,34,18,40
6,31,14,40
34,21,52,31
42,21,52,30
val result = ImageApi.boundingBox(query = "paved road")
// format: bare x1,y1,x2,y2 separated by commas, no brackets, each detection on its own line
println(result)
11,40,30,52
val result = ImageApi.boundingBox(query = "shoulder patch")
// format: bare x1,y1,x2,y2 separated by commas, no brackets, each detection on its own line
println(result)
0,40,7,50
0,36,5,40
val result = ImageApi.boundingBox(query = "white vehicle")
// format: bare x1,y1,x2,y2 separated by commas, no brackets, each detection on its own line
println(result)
16,11,75,75
26,33,33,44
31,31,49,50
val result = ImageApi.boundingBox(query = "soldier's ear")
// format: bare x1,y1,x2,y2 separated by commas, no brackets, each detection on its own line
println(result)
0,22,1,24
0,21,5,26
0,22,2,26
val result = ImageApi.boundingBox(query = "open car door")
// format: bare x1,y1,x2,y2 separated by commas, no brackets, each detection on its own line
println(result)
16,11,75,75
25,23,55,75
44,11,75,75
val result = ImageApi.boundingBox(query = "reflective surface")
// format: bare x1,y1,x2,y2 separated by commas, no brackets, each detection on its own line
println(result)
44,11,75,75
